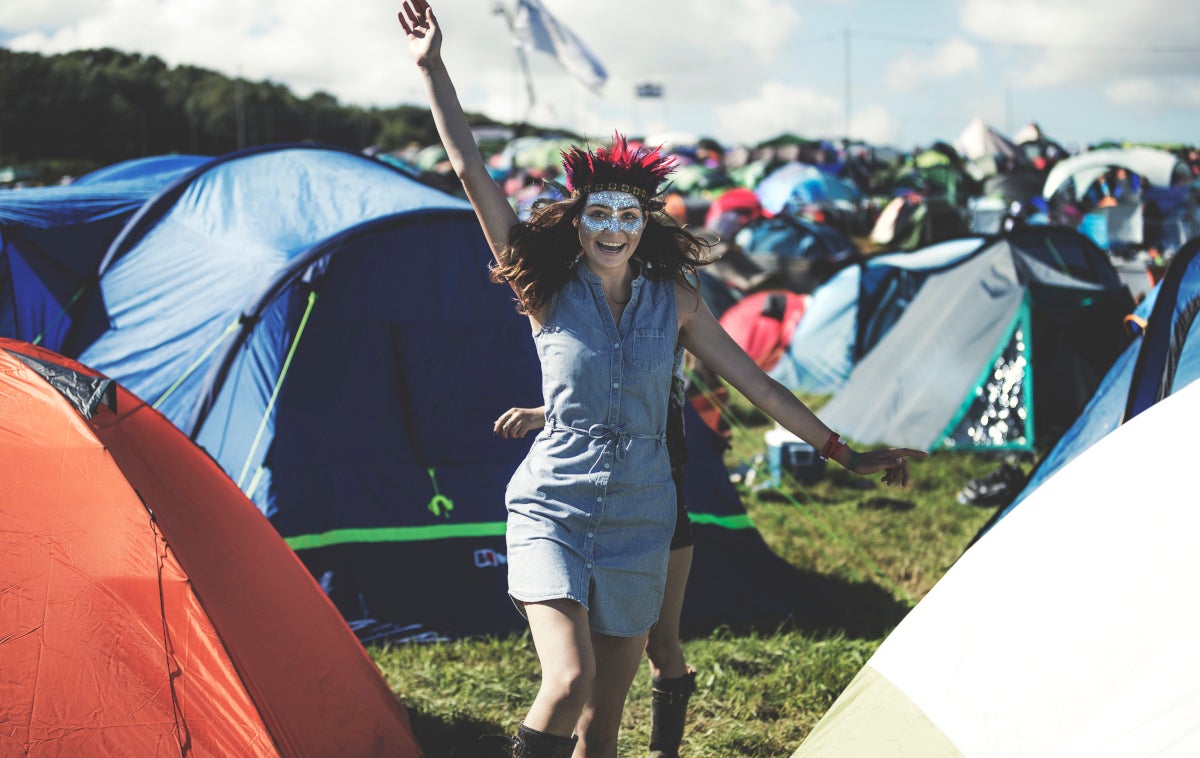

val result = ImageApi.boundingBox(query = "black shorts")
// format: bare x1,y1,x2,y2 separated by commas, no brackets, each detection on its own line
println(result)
665,401,693,550
669,464,694,550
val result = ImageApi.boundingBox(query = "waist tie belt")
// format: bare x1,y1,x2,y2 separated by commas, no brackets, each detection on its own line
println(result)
549,418,665,461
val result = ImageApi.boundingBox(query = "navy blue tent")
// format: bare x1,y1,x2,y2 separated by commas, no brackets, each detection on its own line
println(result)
0,154,209,353
982,236,1200,534
28,143,870,641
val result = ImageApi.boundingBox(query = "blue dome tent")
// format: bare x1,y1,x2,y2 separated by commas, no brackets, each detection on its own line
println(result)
0,154,209,353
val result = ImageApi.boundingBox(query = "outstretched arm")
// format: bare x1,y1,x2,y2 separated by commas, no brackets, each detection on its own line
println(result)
676,286,925,486
398,0,519,262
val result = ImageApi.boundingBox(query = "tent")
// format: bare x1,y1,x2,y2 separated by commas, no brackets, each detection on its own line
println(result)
0,154,210,354
816,226,1135,452
1042,146,1188,201
735,213,860,293
984,236,1200,528
769,237,986,396
755,161,861,216
792,375,1200,757
869,194,971,252
0,338,420,756
953,117,1028,180
43,144,846,641
718,289,808,370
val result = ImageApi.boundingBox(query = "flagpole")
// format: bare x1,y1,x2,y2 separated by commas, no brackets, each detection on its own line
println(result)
493,1,537,126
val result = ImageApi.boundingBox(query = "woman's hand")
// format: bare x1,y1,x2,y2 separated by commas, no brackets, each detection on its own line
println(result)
849,447,927,487
494,407,547,439
398,0,441,68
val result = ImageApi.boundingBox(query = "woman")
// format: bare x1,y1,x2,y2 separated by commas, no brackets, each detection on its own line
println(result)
493,343,695,757
398,3,924,755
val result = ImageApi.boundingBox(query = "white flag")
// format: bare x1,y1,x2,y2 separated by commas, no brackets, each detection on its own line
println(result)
511,0,608,92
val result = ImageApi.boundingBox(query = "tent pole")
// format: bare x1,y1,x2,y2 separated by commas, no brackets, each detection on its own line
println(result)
843,29,852,143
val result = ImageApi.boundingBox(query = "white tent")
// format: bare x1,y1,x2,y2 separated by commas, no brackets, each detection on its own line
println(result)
1042,146,1187,200
954,117,1026,179
794,377,1200,757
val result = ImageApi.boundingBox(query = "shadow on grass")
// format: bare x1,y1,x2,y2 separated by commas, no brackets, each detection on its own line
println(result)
857,495,915,512
405,711,511,758
679,521,913,641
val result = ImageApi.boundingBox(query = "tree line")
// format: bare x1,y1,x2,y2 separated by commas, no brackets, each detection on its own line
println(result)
0,47,516,180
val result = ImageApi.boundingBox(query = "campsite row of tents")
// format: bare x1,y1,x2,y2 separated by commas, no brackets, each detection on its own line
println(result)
4,140,1199,754
719,225,1135,456
1,143,843,642
2,144,887,753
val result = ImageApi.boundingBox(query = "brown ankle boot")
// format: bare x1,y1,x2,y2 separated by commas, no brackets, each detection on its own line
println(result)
649,667,696,757
512,722,578,758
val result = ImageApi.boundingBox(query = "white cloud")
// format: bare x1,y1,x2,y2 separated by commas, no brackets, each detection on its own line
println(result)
850,104,901,145
6,0,441,107
714,81,843,144
0,1,103,33
960,0,1200,88
885,38,979,93
1104,76,1200,110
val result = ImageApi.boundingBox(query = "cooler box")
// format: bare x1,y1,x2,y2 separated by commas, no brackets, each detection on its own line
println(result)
764,425,826,485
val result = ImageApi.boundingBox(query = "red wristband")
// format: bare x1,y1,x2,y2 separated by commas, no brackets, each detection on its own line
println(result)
821,432,845,461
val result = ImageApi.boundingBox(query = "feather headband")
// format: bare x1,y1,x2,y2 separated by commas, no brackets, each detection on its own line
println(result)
560,131,676,204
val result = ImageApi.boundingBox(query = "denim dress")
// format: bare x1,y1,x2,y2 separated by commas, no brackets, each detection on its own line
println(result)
506,262,678,636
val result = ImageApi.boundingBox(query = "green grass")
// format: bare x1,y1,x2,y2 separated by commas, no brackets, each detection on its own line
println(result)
370,389,1008,756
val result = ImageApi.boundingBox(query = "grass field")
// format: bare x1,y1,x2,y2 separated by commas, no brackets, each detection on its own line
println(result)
370,389,1008,756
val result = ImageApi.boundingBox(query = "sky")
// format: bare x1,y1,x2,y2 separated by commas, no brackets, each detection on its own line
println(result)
3,0,1199,152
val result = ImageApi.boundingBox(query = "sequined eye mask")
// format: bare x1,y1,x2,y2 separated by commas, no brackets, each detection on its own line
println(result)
581,191,645,234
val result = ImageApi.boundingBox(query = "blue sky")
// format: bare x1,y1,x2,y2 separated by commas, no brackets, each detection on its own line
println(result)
3,0,1197,151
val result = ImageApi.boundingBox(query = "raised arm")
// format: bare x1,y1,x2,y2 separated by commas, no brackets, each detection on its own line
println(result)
676,286,925,486
398,0,519,262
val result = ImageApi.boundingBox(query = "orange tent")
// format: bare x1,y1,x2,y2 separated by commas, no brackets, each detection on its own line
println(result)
0,338,421,757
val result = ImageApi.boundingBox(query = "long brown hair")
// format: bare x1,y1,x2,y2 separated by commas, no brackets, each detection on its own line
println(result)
489,194,711,314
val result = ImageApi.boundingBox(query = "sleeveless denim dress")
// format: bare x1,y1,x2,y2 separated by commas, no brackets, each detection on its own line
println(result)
505,262,678,637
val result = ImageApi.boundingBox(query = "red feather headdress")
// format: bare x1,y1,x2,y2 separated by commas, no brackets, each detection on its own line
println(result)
560,131,676,204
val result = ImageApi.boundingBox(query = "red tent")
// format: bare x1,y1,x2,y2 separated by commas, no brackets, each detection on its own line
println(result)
718,290,809,371
704,186,764,239
0,338,421,757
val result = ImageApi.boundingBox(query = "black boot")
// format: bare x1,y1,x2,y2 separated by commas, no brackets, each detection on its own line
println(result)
512,722,577,758
649,667,696,757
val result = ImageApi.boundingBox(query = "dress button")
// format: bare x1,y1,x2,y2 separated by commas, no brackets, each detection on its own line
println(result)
612,382,620,389
613,342,620,349
603,463,611,470
596,496,603,502
586,562,593,569
587,531,594,538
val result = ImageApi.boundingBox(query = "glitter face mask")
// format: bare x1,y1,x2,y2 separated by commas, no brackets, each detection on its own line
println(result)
580,191,645,235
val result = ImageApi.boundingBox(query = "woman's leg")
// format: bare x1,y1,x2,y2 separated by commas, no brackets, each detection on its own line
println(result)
644,545,696,757
522,599,595,736
644,545,693,679
573,630,650,757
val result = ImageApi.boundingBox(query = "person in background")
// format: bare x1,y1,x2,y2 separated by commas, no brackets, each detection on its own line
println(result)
398,3,925,754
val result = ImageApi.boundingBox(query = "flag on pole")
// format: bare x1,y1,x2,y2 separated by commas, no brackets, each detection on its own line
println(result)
511,0,608,92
